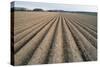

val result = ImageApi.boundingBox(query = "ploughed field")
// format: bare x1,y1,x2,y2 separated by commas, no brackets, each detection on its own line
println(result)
12,11,97,65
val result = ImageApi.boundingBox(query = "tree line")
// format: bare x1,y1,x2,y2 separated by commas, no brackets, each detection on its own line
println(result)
11,7,66,12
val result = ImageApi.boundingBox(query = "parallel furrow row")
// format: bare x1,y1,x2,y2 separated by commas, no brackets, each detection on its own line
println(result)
13,12,97,65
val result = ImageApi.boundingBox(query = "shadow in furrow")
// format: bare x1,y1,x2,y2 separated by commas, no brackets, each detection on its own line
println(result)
66,15,97,38
14,16,56,54
65,16,97,48
14,16,58,65
28,15,59,64
64,17,97,61
24,17,58,65
14,16,53,43
62,16,83,62
47,15,64,63
70,15,97,32
63,17,88,61
14,14,54,35
44,16,60,64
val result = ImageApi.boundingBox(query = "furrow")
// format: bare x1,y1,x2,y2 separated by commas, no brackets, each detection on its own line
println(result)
65,16,97,48
14,14,54,35
28,16,58,64
14,15,55,43
48,16,64,63
69,13,97,32
14,12,52,31
67,15,97,38
14,16,56,53
64,17,97,61
14,16,57,65
62,17,83,62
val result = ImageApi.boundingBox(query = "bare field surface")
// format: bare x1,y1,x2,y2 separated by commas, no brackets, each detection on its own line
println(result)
12,11,97,65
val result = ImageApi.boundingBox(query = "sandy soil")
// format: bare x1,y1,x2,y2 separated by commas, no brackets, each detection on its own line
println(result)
12,11,97,65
